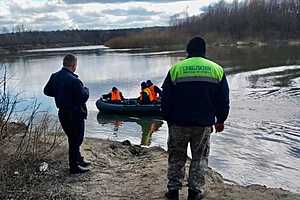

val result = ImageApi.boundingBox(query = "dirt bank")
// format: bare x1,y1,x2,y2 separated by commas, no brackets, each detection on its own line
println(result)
1,138,300,200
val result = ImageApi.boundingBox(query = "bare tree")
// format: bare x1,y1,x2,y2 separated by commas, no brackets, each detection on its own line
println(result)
0,64,63,160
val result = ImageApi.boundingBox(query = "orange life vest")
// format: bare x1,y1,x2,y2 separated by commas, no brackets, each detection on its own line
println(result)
140,88,154,102
148,85,158,101
111,90,121,101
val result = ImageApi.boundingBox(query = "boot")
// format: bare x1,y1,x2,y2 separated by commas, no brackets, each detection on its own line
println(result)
187,189,203,200
165,190,179,200
78,156,91,167
70,165,90,174
78,160,91,168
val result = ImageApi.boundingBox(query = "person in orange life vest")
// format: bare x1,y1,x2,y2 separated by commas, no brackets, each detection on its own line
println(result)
138,82,152,104
146,80,162,102
102,87,124,103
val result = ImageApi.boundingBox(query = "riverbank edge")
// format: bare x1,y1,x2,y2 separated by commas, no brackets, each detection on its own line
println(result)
83,138,300,200
1,39,300,57
0,42,103,56
2,136,299,200
104,38,300,50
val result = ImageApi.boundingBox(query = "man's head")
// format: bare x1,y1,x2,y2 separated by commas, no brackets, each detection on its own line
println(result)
186,37,206,58
146,80,153,87
112,87,118,92
141,82,147,90
63,54,77,72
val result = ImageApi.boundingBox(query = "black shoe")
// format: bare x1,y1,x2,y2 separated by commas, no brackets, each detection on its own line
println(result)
187,189,203,200
165,190,179,200
78,160,91,168
70,165,90,174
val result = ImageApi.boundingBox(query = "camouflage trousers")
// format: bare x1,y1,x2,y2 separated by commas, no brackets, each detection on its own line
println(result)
167,124,212,192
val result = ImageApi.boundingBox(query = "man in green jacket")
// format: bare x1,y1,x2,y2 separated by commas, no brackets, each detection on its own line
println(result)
162,37,230,200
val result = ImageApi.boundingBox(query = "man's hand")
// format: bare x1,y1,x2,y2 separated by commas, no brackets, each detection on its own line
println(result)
215,123,224,133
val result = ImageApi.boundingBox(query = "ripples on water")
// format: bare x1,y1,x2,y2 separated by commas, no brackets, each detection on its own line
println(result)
1,45,300,192
226,62,300,192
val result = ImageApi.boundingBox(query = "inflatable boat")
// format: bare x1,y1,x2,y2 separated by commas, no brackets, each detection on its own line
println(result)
95,98,161,115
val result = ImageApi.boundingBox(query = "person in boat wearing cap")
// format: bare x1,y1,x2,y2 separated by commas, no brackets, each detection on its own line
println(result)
102,87,125,103
146,80,162,102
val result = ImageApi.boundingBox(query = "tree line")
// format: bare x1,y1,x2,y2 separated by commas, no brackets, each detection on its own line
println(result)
1,0,300,51
177,0,300,40
106,0,300,49
0,28,157,52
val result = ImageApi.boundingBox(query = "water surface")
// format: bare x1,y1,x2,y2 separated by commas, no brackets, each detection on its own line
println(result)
1,45,300,192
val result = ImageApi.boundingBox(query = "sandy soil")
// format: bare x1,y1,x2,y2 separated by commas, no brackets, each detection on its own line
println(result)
1,138,300,200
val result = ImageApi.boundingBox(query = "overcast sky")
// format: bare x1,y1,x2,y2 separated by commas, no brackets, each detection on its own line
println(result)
0,0,220,31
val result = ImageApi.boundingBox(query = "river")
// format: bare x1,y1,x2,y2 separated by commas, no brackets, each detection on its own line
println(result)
1,45,300,192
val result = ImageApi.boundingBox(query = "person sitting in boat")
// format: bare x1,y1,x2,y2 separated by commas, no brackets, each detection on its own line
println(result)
138,82,153,104
102,87,125,103
146,80,162,102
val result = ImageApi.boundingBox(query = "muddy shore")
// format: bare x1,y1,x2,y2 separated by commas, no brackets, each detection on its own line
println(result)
1,138,300,200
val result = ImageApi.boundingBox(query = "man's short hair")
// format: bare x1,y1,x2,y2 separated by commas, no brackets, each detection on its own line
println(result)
63,54,77,67
112,87,118,91
186,37,206,57
141,82,147,89
146,80,153,86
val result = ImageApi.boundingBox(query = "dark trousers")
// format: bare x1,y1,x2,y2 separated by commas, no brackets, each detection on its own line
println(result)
58,110,85,170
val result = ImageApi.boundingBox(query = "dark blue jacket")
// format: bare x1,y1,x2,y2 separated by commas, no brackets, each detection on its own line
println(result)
161,57,230,126
44,67,89,119
153,85,162,96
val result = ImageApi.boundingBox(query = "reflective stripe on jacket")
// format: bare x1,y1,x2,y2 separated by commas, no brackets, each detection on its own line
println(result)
161,57,230,126
169,57,224,84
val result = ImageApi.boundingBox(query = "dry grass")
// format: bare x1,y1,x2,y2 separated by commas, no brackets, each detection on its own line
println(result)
105,29,191,49
0,63,73,200
0,138,78,200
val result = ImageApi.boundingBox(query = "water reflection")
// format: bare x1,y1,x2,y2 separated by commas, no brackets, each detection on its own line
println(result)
97,113,163,146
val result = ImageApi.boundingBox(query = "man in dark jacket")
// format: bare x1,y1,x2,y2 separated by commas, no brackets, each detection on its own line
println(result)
44,54,91,174
162,37,230,200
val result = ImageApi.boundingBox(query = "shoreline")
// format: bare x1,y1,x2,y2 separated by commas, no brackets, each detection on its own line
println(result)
104,39,300,50
0,42,104,57
1,137,299,200
1,39,300,57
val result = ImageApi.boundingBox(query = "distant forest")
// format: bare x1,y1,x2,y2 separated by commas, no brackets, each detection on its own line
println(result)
1,0,300,52
0,27,164,53
106,0,300,49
